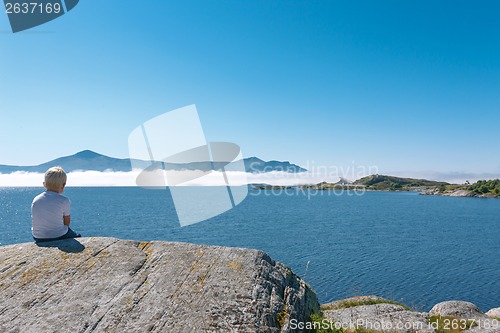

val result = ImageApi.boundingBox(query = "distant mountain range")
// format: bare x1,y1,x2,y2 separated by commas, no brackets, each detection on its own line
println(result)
0,150,307,174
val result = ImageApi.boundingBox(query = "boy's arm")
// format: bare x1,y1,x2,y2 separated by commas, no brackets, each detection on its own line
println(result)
63,215,71,226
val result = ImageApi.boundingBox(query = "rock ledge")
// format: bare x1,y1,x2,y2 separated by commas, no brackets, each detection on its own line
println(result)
0,237,318,333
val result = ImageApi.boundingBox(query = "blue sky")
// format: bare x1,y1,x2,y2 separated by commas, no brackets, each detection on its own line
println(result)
1,1,499,181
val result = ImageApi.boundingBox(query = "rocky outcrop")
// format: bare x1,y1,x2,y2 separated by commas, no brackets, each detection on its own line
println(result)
322,296,434,333
1,237,498,333
420,188,475,197
321,297,500,333
430,301,500,333
487,308,500,319
420,188,498,198
429,301,487,320
0,237,319,333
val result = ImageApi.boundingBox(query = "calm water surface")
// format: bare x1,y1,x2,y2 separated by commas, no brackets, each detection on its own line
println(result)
1,187,499,311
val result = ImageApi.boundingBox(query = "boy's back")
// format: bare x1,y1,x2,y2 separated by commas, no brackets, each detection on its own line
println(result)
32,191,70,239
31,166,80,242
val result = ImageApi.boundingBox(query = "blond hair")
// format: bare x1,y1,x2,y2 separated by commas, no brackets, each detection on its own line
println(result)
44,167,67,191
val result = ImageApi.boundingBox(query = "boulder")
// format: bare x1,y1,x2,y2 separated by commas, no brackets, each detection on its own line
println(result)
430,301,500,332
429,300,486,320
0,237,319,333
322,297,434,333
486,308,500,319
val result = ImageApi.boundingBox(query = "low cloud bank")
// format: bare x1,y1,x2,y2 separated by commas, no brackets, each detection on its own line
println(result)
0,170,337,187
1,170,498,187
0,171,141,187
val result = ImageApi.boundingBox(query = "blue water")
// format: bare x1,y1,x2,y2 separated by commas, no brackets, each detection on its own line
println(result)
1,187,499,312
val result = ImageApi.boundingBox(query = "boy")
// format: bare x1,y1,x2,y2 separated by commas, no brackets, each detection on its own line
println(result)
32,167,81,242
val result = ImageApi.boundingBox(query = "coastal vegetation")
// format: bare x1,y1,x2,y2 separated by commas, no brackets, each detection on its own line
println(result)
252,176,500,198
468,179,500,196
425,179,500,198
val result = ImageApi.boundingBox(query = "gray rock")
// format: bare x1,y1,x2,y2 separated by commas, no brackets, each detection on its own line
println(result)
430,301,500,332
0,237,319,333
323,297,434,333
471,308,500,333
322,297,500,333
429,300,486,320
486,308,500,319
448,190,475,197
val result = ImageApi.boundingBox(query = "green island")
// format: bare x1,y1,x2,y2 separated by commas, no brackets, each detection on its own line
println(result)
252,175,500,198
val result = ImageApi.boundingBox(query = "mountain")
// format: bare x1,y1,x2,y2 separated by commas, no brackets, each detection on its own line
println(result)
240,157,306,173
0,150,307,174
353,174,449,190
0,150,134,173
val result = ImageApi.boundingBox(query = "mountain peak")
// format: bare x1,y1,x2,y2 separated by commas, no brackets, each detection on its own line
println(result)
74,150,103,159
244,157,265,163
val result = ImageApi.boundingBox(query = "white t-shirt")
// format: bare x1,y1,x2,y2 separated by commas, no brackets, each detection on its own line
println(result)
31,191,70,239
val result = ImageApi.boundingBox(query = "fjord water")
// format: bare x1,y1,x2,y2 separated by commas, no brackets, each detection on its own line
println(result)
1,187,499,311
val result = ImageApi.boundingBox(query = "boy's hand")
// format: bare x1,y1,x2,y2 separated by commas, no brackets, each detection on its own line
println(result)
63,215,71,226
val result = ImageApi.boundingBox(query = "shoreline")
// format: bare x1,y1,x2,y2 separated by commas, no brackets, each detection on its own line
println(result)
251,184,500,198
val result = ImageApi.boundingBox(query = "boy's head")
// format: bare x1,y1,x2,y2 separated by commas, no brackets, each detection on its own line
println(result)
44,167,67,193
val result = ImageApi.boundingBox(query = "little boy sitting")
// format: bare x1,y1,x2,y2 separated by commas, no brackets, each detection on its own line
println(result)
32,167,81,242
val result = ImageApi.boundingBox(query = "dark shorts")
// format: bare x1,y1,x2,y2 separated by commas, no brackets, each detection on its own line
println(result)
33,228,81,243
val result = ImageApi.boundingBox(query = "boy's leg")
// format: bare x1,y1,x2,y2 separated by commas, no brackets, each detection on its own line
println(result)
33,228,81,242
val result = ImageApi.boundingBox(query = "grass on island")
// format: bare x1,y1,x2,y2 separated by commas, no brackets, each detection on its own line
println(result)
321,298,412,311
428,315,478,333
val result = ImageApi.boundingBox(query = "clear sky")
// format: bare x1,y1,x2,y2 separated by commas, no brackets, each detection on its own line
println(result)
1,1,499,181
